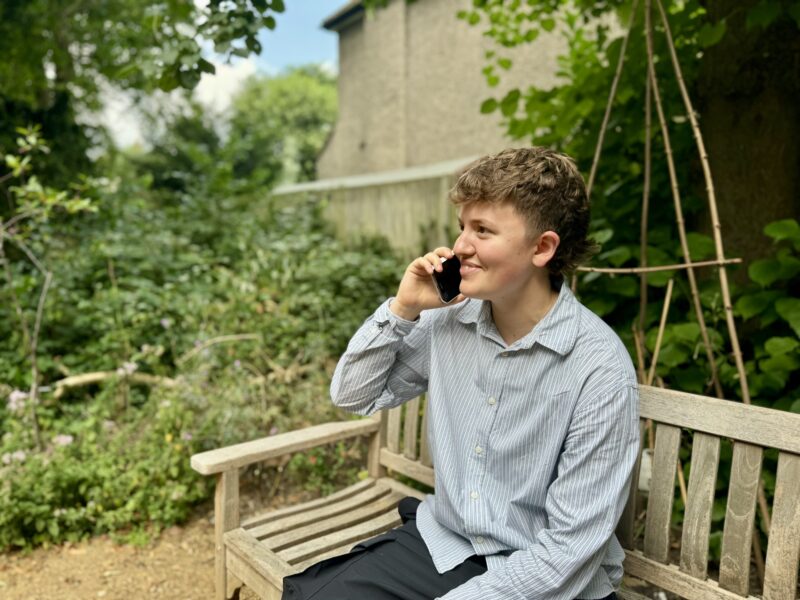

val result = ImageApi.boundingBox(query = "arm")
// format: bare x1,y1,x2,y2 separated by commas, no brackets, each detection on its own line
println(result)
329,298,431,415
441,384,640,600
331,247,466,416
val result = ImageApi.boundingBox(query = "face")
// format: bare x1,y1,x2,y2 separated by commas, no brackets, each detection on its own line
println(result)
453,202,541,303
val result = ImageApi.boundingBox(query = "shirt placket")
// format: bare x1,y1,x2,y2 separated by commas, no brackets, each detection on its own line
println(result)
463,339,513,551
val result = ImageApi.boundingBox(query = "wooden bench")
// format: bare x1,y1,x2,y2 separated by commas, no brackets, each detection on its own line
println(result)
190,385,800,600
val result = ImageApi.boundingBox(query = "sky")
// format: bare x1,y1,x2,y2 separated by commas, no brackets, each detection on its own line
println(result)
102,2,345,148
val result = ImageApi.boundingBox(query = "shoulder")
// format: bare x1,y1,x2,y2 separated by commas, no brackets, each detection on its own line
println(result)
570,298,638,391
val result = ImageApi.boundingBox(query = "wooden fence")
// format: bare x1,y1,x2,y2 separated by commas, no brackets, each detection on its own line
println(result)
271,157,477,259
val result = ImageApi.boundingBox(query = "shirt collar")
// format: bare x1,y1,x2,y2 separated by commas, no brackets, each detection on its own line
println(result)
455,282,580,355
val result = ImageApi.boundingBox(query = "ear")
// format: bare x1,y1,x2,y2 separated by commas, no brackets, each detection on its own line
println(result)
531,231,560,268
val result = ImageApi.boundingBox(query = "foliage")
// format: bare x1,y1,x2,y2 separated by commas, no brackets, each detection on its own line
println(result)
457,0,800,566
0,107,403,549
228,65,338,187
0,0,285,184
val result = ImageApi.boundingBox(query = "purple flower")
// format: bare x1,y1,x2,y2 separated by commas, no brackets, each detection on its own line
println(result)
233,359,242,369
269,426,279,436
181,431,193,441
53,434,74,447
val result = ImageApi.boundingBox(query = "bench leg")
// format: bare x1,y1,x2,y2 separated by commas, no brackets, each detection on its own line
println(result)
215,469,241,600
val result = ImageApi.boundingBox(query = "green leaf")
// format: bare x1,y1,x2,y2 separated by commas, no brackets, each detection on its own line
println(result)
592,228,613,245
500,89,520,116
598,245,631,267
480,98,498,114
735,291,781,319
764,219,800,243
748,258,781,287
198,59,216,75
775,298,800,336
672,322,701,342
541,18,556,32
765,336,799,356
697,20,727,48
746,0,782,29
685,232,715,260
497,57,513,70
790,398,800,414
789,2,800,27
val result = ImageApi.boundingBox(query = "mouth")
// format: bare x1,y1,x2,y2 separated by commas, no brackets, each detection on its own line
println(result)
460,262,482,276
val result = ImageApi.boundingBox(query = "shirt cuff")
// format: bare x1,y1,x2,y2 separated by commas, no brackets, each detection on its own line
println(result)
374,297,420,336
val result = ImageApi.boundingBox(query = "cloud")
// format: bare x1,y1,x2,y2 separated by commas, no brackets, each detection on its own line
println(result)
195,56,258,114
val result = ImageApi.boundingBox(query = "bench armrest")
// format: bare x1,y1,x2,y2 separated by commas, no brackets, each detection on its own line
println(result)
190,416,381,475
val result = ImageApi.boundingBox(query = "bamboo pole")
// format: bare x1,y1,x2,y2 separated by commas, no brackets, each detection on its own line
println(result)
639,41,653,334
653,0,750,405
652,1,772,577
577,257,740,274
647,278,674,386
645,0,723,398
586,0,641,199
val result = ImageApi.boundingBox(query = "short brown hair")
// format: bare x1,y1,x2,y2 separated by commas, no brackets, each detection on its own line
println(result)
449,147,598,280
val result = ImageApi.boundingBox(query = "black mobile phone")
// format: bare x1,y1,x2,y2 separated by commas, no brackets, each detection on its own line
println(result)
432,256,461,303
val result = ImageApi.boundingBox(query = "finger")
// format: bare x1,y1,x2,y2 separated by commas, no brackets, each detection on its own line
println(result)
424,252,444,272
432,246,455,259
412,256,436,275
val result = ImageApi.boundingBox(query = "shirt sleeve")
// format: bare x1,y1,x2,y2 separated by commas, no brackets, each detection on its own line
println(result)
330,298,432,416
439,383,640,600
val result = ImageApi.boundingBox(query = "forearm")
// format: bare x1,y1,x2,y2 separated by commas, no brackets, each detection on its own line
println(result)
330,299,428,415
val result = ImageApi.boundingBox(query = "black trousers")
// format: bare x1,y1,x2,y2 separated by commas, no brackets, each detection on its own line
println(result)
281,497,617,600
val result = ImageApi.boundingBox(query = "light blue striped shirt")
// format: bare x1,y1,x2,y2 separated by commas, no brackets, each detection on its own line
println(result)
331,283,640,600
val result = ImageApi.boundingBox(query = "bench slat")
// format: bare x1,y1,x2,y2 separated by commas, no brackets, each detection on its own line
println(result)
387,406,402,453
719,442,762,596
404,396,421,460
679,432,720,578
762,451,800,600
617,420,646,549
624,550,761,600
380,448,435,487
279,508,402,564
241,478,377,529
262,491,403,551
225,528,293,586
419,395,433,467
643,423,681,563
639,387,800,454
247,484,391,539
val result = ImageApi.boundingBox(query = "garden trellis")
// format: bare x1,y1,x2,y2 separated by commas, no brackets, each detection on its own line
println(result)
573,0,771,585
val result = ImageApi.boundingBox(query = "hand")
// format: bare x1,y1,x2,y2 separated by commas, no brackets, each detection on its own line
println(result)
390,247,466,321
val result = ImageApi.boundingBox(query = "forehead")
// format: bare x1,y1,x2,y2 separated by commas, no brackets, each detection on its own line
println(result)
457,201,526,226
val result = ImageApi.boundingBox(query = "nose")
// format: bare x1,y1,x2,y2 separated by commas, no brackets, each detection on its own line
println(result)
453,230,474,258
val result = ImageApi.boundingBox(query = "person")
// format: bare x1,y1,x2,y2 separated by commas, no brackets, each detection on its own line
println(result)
282,147,640,600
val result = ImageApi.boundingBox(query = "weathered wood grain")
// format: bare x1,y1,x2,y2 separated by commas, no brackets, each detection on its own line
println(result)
403,396,421,460
680,432,720,578
380,448,435,488
387,406,402,454
643,423,681,563
247,484,391,540
242,479,377,529
280,509,402,563
215,470,240,600
719,442,762,596
225,528,293,590
624,550,761,600
191,419,380,475
639,386,800,454
262,492,403,551
762,451,800,600
419,395,432,467
617,420,646,550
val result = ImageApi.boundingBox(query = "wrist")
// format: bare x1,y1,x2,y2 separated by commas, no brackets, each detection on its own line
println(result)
390,298,420,322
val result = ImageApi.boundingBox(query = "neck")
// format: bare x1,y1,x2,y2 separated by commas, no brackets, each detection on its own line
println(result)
491,277,559,346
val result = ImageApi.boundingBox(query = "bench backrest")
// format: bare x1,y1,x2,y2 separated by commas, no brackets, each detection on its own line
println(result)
375,385,800,600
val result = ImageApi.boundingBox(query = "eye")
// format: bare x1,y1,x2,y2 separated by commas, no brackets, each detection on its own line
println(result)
476,225,489,235
458,223,465,232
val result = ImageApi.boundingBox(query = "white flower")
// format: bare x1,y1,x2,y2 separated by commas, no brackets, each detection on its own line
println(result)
53,434,74,447
7,390,28,413
11,450,26,462
1,453,11,465
116,361,138,376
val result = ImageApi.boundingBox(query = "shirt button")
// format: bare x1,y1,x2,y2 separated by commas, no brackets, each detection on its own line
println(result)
488,397,496,406
476,536,485,544
470,490,479,500
474,445,483,455
500,351,509,357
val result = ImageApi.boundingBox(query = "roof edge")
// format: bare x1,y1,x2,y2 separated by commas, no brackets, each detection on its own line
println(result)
322,1,365,32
